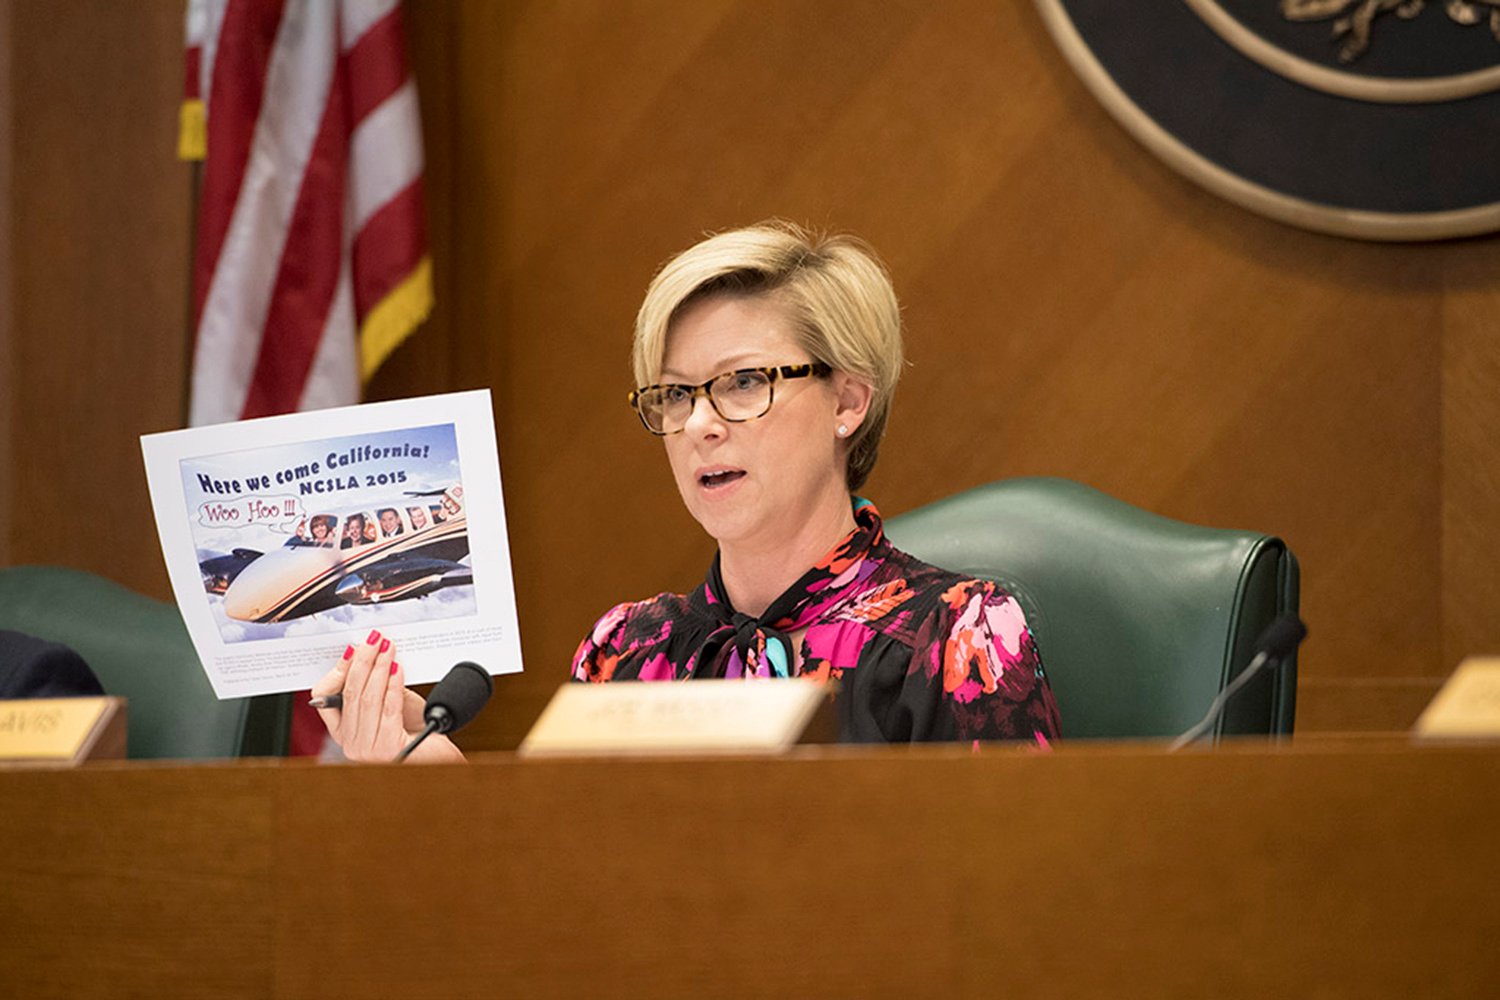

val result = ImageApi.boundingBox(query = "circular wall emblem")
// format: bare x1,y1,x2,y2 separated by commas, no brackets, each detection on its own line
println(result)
1036,0,1500,239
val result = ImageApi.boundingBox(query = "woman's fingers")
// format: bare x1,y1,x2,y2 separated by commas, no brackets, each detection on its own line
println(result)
310,644,356,739
342,629,386,756
354,635,397,758
311,632,430,762
382,659,407,746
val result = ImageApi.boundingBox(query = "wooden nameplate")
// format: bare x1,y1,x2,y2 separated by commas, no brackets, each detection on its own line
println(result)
1414,658,1500,740
0,697,127,766
519,679,836,758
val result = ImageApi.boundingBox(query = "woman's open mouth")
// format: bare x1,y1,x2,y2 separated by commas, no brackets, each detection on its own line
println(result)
698,468,746,490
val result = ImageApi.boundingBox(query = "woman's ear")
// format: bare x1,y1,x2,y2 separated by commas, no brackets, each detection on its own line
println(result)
832,373,874,437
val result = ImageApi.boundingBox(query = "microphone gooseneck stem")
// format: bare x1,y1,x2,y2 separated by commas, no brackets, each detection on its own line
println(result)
1168,650,1272,753
395,719,442,763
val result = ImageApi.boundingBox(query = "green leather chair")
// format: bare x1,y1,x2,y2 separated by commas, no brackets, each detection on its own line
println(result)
884,478,1298,741
0,565,291,759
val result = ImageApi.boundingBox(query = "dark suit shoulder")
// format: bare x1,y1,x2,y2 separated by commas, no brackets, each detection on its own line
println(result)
0,629,106,699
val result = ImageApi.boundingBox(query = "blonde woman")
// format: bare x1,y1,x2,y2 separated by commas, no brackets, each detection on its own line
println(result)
316,223,1058,760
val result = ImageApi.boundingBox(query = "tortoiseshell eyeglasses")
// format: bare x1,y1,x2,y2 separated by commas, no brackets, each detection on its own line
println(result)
628,362,833,436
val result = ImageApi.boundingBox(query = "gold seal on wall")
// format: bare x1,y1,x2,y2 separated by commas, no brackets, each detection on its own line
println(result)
1183,0,1500,101
1283,0,1500,64
1036,0,1500,240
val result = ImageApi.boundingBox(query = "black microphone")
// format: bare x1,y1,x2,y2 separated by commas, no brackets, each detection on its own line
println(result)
1168,616,1306,752
395,661,493,762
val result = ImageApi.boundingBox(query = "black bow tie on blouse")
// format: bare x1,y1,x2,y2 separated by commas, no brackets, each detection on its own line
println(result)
695,557,801,679
690,502,886,680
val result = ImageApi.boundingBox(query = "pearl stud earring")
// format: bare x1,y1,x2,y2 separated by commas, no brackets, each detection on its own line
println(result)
837,424,848,437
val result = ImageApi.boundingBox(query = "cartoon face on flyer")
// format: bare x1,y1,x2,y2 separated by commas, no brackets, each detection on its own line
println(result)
180,423,475,643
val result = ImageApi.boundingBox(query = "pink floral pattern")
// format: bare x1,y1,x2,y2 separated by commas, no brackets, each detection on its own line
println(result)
571,501,1060,743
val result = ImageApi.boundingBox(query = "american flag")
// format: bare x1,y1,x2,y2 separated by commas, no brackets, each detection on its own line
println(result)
181,0,431,426
181,0,431,755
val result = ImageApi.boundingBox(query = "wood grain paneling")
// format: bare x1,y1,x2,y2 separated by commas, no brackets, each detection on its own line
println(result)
3,747,1499,997
1441,239,1500,674
0,765,274,999
1295,676,1447,734
3,0,1494,747
4,0,190,598
0,0,15,569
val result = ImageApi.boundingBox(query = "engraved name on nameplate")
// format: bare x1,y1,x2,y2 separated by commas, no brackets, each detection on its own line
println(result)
0,697,125,762
519,679,833,757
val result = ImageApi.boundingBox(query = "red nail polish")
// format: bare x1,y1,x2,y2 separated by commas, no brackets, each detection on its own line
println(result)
366,629,380,645
342,645,354,660
390,661,399,676
379,638,390,653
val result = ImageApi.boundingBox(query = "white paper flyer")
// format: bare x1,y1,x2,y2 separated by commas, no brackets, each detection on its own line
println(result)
141,390,522,699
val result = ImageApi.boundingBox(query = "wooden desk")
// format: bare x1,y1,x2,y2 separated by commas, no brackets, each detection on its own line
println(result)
2,741,1497,999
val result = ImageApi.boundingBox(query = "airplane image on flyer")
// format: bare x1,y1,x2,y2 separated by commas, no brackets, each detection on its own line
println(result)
164,420,482,645
199,485,470,624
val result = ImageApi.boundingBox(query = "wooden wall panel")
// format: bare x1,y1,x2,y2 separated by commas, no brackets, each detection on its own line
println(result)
4,0,190,598
1441,239,1500,674
2,0,1493,748
0,1,14,568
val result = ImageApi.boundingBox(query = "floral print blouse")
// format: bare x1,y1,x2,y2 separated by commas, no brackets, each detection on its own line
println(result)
571,500,1061,743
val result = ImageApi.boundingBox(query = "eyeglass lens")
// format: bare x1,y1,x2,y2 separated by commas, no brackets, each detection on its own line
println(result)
642,370,774,433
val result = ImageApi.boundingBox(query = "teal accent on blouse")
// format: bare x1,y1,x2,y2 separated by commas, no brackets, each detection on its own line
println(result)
766,637,790,678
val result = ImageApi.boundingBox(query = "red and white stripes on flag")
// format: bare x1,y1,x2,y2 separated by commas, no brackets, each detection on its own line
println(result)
181,0,432,427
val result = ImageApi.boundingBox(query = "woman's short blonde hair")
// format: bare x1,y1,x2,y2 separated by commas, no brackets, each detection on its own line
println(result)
633,221,903,492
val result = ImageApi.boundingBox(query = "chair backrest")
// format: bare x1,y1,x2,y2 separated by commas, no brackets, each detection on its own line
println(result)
0,565,290,759
883,478,1299,741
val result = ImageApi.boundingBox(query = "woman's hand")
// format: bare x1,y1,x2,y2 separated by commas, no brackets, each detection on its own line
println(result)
311,630,466,764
